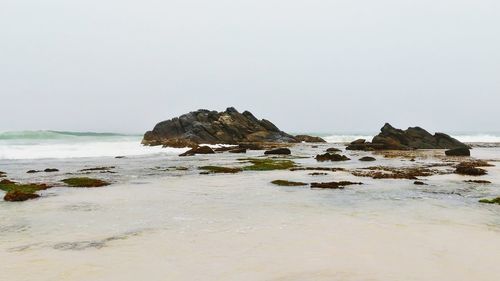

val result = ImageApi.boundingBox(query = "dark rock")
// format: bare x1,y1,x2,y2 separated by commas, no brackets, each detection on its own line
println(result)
346,123,467,151
351,139,366,144
359,156,376,162
4,191,40,202
464,180,491,184
62,177,110,187
445,147,470,156
326,147,342,153
115,156,126,159
228,148,247,154
310,181,363,189
294,135,327,143
264,148,291,155
479,197,500,205
214,146,238,152
309,172,328,176
44,168,59,172
413,181,427,185
455,161,489,176
179,146,215,157
315,153,350,162
143,108,297,147
27,170,41,174
199,166,242,174
271,180,308,186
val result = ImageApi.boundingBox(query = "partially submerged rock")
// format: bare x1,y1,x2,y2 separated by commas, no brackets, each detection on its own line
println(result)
479,197,500,205
346,123,467,151
454,161,490,176
0,171,6,178
352,166,439,180
1,179,52,202
271,180,308,186
228,148,247,154
413,181,427,185
264,148,291,155
79,166,115,172
143,107,297,147
61,177,110,188
315,153,350,162
199,166,242,174
326,147,342,153
310,181,363,189
27,170,40,174
464,180,491,184
445,147,470,156
179,146,215,157
294,135,326,143
239,158,296,171
290,167,345,172
359,156,376,162
44,168,59,172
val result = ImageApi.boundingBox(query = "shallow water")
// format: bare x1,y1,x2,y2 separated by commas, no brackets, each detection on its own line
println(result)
1,143,500,281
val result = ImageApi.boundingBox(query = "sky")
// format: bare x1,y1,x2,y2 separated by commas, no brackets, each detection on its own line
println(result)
1,0,499,134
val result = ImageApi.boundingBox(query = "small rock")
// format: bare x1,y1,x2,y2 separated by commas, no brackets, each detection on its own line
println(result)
445,147,470,156
315,153,350,162
413,181,427,185
228,148,247,154
179,146,215,156
310,181,362,189
27,170,41,174
464,180,491,184
359,156,376,162
4,191,40,202
294,135,327,143
264,148,291,155
44,168,59,172
326,147,341,153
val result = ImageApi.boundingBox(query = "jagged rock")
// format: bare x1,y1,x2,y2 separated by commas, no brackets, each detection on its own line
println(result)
346,123,467,151
179,146,215,157
445,147,470,156
264,148,291,155
143,107,297,147
295,135,326,143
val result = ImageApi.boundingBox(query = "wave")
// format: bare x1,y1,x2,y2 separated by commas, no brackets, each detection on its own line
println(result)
0,130,133,140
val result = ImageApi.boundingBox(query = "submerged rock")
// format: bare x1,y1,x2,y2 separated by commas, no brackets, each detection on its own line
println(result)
198,166,242,174
315,153,350,162
359,156,376,162
310,181,363,189
179,146,215,157
294,135,326,143
239,158,296,171
271,180,308,186
445,147,470,156
264,148,291,155
228,148,247,154
4,191,40,202
454,161,490,176
44,168,59,172
346,123,467,151
479,197,500,205
61,177,110,188
142,107,297,147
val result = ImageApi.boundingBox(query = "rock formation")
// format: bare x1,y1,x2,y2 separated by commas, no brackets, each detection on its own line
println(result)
142,107,297,147
346,123,467,150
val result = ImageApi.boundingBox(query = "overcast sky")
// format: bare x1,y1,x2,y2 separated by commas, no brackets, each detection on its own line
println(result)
1,0,499,134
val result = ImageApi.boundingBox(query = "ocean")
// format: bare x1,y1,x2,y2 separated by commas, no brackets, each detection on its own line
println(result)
1,131,500,281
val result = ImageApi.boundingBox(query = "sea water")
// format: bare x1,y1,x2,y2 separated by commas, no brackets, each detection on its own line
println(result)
1,131,500,281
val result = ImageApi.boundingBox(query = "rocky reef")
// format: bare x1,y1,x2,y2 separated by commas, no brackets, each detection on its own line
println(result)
142,107,298,147
346,123,467,151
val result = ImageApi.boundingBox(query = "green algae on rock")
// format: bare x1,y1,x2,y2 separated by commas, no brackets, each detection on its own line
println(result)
271,180,308,186
0,179,52,202
61,177,110,188
199,166,243,174
240,158,297,171
479,198,500,205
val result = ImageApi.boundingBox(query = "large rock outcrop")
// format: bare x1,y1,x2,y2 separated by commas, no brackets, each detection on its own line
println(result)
346,123,468,150
142,108,297,147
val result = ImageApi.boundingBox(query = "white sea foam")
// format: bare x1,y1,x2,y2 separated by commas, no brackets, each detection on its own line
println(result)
323,135,374,143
